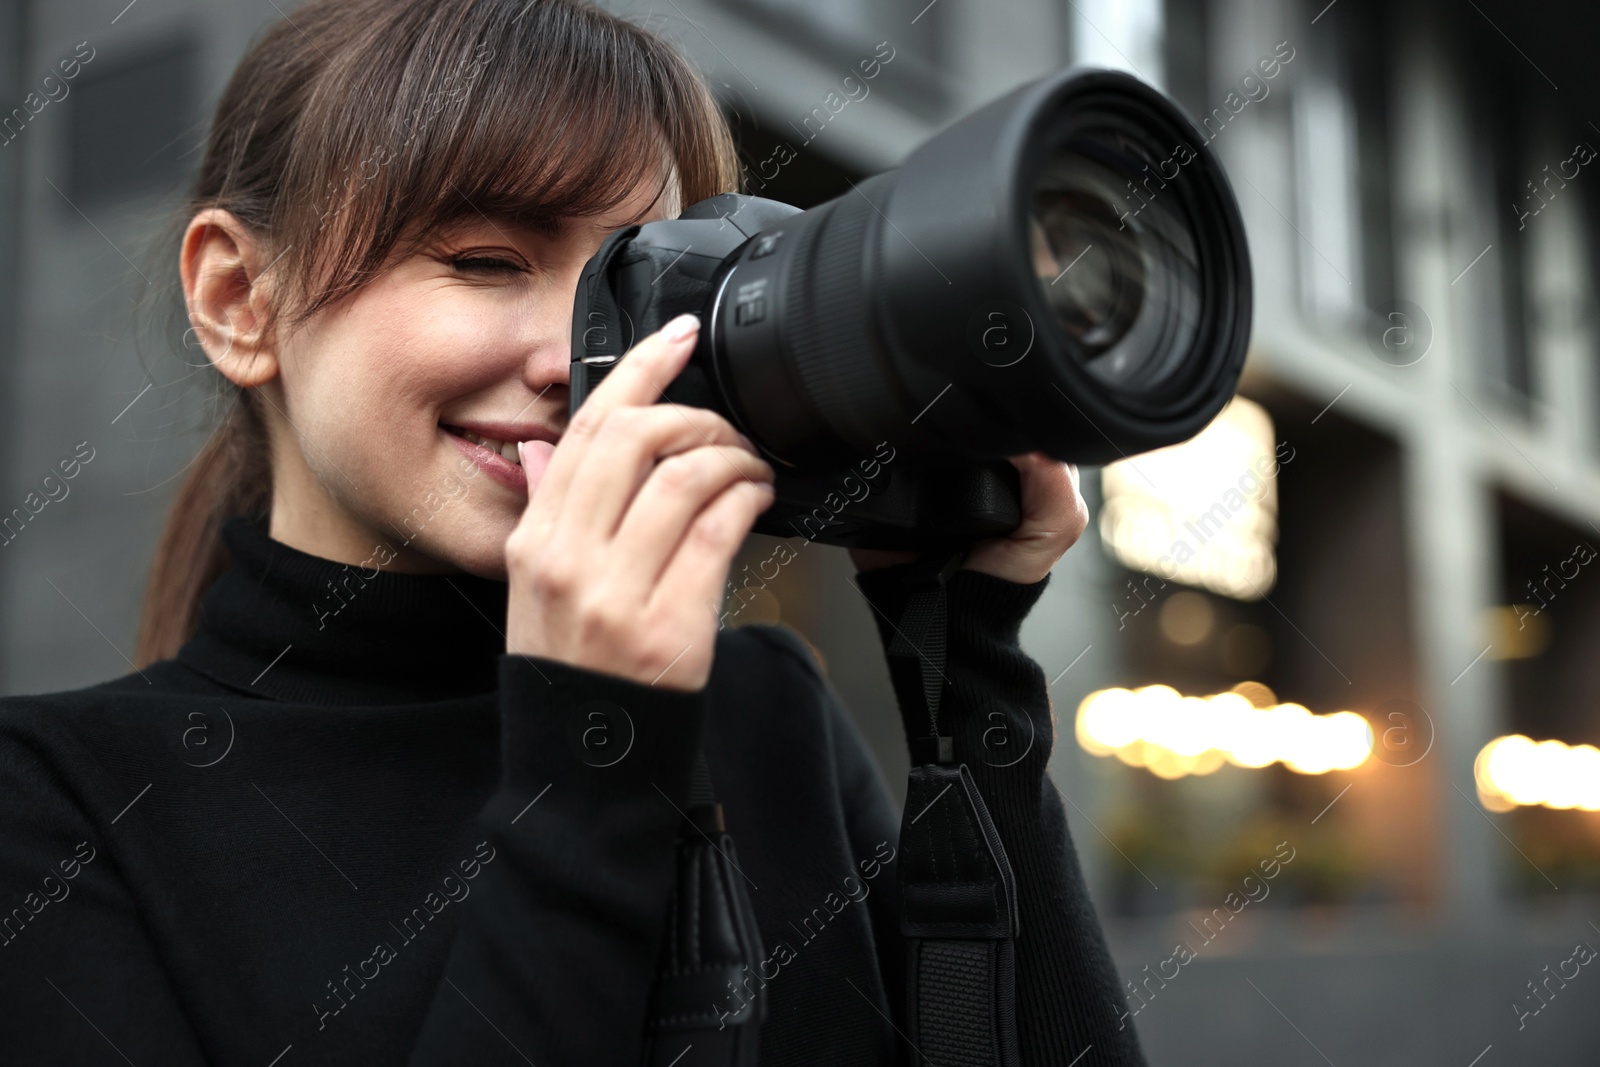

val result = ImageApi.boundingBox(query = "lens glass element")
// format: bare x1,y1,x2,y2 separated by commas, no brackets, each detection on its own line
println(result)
1030,136,1202,394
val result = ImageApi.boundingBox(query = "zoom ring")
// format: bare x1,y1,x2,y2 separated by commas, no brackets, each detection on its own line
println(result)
782,189,902,458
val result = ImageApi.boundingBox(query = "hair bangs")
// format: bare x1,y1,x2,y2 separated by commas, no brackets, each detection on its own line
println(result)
272,0,735,329
424,24,681,234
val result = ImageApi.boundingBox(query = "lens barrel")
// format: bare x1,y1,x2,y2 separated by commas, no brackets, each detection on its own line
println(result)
703,68,1252,470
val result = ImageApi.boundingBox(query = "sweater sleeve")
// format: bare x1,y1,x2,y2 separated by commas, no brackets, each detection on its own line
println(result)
404,652,708,1065
852,563,1147,1067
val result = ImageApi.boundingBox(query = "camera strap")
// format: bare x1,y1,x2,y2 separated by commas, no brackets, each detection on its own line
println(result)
889,549,1022,1067
644,551,1020,1067
643,750,766,1067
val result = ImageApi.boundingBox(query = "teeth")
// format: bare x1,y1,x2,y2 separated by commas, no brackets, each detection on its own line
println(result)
455,429,522,466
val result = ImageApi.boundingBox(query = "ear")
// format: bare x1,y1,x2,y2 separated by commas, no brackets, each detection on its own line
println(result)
180,208,279,388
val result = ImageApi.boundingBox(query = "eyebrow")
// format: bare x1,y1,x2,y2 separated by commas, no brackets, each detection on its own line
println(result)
432,210,562,246
502,212,566,237
475,210,564,238
437,201,662,249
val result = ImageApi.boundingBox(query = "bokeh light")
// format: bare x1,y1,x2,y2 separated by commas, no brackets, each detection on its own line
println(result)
1075,683,1374,778
1099,397,1280,601
1474,734,1600,812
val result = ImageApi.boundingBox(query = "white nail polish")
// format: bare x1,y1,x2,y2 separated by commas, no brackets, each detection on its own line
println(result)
663,313,700,343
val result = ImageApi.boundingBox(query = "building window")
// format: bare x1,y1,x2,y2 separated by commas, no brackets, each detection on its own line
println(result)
1292,64,1363,325
1466,80,1535,413
1456,18,1537,415
1291,0,1395,332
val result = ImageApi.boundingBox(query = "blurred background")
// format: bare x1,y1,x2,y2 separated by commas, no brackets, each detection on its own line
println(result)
3,0,1600,1062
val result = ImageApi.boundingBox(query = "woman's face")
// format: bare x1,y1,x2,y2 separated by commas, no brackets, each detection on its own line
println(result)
259,172,677,579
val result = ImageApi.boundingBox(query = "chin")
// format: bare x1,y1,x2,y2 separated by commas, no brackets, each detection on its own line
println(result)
444,517,518,581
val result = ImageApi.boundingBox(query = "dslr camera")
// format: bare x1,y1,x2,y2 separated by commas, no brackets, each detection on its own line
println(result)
571,68,1251,549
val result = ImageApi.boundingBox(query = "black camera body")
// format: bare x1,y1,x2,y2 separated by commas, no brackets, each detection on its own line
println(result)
570,68,1252,551
570,193,1024,549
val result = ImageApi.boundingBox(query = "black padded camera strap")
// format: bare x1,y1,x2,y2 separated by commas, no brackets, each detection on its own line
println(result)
643,551,1020,1067
889,549,1022,1067
643,750,766,1067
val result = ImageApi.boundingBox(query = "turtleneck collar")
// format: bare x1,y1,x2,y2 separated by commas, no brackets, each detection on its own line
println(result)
176,514,510,706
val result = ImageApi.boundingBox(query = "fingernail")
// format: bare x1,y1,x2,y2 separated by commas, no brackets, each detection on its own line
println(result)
663,313,700,344
736,432,756,451
516,441,525,465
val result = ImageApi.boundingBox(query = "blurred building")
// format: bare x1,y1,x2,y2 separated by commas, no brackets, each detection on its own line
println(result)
3,0,1600,1062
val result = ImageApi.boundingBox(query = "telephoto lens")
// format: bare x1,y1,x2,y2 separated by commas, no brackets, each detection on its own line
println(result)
571,67,1252,549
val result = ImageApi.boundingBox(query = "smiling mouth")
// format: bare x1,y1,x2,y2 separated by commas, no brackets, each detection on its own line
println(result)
442,425,522,465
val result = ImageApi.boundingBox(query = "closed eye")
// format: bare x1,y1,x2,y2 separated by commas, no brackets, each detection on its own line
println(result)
449,255,524,274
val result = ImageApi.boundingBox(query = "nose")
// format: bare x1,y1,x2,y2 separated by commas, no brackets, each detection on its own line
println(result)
522,334,570,395
519,256,595,422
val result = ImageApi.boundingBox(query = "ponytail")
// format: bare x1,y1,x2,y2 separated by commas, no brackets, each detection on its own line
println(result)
134,391,271,667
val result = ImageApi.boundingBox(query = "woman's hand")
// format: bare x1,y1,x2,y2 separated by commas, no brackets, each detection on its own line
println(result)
505,314,776,691
848,452,1089,585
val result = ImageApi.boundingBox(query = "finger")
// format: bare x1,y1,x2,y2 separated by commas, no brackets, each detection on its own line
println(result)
609,445,776,596
533,313,702,515
551,405,772,544
649,480,776,629
1008,452,1087,544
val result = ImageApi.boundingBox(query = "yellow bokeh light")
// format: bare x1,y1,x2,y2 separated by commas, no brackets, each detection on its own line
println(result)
1476,734,1600,812
1099,397,1281,601
1074,683,1375,779
1482,604,1552,660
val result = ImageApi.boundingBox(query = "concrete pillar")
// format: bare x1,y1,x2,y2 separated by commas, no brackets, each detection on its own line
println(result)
1389,7,1506,930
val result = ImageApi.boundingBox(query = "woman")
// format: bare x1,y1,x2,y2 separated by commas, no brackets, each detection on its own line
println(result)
0,0,1144,1063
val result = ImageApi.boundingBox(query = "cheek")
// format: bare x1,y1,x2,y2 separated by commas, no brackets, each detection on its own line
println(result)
353,287,517,399
406,297,532,399
290,283,525,452
281,304,422,471
276,273,549,575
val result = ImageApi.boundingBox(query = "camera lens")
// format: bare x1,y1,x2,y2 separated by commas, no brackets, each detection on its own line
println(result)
565,67,1251,486
1029,141,1201,395
693,68,1250,471
571,68,1254,546
1030,198,1140,354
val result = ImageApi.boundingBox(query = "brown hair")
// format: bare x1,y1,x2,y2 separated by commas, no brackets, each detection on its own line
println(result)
135,0,740,667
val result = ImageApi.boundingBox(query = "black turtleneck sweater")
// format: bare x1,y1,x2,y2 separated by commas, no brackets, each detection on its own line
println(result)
0,514,1143,1066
